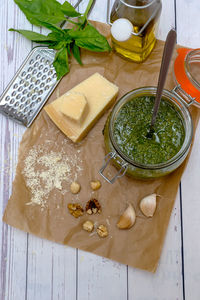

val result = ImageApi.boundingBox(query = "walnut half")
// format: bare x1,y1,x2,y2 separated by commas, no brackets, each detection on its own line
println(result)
68,203,84,218
85,199,101,215
82,220,94,232
97,225,108,238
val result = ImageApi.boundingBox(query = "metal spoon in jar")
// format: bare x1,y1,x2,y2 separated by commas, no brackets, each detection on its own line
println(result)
147,29,177,138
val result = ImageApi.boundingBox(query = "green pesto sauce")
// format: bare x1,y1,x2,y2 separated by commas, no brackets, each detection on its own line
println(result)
113,96,185,165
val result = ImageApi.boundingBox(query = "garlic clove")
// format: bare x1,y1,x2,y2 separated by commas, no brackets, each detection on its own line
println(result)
117,204,136,229
139,193,157,217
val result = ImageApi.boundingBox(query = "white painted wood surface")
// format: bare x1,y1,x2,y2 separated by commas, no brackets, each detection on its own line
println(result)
0,0,200,299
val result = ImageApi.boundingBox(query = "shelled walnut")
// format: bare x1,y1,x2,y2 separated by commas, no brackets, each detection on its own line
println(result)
85,199,101,215
97,225,108,238
68,203,84,218
82,220,94,232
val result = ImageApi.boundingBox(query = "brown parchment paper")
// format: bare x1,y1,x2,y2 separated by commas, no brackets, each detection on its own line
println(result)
3,21,200,272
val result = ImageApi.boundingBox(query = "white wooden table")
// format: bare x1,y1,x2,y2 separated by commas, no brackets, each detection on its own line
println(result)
1,0,200,299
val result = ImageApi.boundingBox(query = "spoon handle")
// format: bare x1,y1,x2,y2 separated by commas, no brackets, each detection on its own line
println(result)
151,29,177,127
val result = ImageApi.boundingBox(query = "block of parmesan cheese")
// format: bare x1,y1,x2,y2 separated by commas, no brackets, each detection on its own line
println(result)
59,92,87,123
44,73,119,142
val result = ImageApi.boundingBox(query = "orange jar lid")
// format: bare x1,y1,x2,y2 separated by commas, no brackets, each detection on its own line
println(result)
174,48,200,105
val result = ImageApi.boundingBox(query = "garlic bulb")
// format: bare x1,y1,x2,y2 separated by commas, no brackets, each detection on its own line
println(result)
139,194,157,217
117,204,136,229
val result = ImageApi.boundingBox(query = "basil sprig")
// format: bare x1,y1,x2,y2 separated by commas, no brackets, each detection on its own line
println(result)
10,0,111,80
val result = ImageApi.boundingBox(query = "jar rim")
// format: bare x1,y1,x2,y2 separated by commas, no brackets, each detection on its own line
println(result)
109,86,193,170
185,49,200,91
119,0,157,9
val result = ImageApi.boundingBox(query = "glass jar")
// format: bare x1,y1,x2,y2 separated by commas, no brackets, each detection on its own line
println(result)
100,87,193,182
109,0,162,62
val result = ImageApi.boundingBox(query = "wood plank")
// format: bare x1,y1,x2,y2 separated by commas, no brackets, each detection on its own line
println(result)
128,193,184,300
75,2,128,299
176,1,200,298
77,251,127,300
0,1,30,299
127,1,183,298
25,2,77,300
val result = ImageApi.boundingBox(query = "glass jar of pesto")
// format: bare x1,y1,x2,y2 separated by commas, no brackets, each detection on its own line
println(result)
100,86,193,182
99,48,200,182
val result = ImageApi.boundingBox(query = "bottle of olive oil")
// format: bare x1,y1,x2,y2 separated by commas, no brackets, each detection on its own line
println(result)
110,0,162,62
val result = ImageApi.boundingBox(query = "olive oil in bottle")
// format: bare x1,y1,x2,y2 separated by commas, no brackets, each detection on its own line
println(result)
110,0,162,62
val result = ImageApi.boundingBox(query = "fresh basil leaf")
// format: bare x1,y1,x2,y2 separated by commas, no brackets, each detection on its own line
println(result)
68,24,111,52
67,44,72,56
47,31,64,41
53,47,69,80
49,41,66,50
61,2,81,17
72,43,83,65
9,28,59,42
14,0,66,26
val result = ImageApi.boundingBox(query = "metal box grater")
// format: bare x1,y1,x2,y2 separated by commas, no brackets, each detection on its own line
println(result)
0,46,60,127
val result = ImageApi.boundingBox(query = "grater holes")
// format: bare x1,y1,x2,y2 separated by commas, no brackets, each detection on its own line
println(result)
34,62,39,67
29,84,34,90
24,82,29,87
18,86,23,92
28,67,33,72
20,79,24,84
31,77,37,83
23,89,28,94
37,72,42,78
35,80,40,85
21,96,26,102
27,92,32,98
43,67,48,73
12,91,16,96
32,95,37,100
28,110,33,116
40,57,45,63
13,83,18,89
20,104,24,110
5,96,10,101
29,59,34,65
45,60,50,65
42,75,46,80
14,102,19,107
36,97,42,103
30,102,35,108
44,85,49,91
39,65,44,70
24,107,28,113
53,73,57,79
40,82,45,88
21,71,26,77
10,99,15,104
36,55,41,60
38,90,43,95
46,78,51,83
48,70,53,76
26,74,31,80
34,87,39,92
25,99,31,105
16,94,21,99
32,69,37,75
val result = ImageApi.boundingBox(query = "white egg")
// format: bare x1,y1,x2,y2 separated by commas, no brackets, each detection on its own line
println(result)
111,18,133,42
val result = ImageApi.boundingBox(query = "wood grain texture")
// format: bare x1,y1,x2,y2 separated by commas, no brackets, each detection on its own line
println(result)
176,0,200,299
0,0,30,299
1,0,200,299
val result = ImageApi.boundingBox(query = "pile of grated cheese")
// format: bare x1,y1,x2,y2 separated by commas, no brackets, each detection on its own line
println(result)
22,145,82,207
